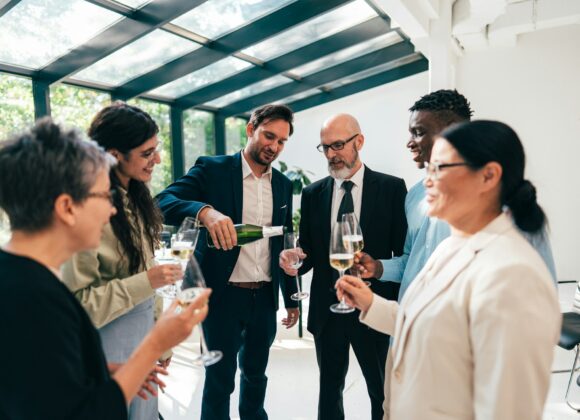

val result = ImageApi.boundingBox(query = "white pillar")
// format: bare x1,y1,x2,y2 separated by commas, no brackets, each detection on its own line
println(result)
428,0,456,91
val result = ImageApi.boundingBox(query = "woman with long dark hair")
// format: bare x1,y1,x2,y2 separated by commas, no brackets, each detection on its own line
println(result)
337,120,561,420
63,102,181,419
0,118,209,419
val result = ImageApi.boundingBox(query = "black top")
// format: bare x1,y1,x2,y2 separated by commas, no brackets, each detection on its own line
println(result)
0,250,127,420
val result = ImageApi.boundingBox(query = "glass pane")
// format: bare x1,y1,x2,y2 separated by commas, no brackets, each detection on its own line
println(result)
241,0,376,61
183,109,215,171
172,0,296,40
273,88,321,105
127,99,172,196
0,73,34,141
288,32,402,78
72,30,200,86
115,0,152,9
149,57,252,99
205,75,293,108
50,83,111,132
322,53,423,90
225,117,247,154
0,0,121,69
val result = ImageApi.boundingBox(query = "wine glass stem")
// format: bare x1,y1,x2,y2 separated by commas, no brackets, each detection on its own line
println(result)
295,275,301,293
198,323,210,355
338,269,348,306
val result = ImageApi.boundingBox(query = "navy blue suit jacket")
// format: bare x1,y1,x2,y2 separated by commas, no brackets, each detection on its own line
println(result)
156,152,297,310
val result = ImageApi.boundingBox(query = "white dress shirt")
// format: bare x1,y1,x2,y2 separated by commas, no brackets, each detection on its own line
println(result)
330,164,365,230
228,151,274,283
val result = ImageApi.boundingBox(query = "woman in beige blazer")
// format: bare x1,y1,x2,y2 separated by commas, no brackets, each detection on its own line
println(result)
337,120,561,420
62,103,182,420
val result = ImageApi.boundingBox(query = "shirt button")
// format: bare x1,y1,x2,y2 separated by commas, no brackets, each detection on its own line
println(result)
394,370,402,382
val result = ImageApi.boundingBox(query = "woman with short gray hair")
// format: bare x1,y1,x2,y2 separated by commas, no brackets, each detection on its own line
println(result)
0,118,209,419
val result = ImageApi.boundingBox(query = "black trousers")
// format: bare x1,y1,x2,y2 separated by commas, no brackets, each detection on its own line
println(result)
314,311,388,420
201,283,276,420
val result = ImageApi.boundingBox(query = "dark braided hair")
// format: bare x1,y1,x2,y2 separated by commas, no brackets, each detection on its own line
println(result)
410,89,474,124
88,102,163,274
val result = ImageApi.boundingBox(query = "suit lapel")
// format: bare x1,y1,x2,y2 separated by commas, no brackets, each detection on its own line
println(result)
392,213,514,371
319,177,334,253
359,166,377,235
271,171,282,226
231,152,243,224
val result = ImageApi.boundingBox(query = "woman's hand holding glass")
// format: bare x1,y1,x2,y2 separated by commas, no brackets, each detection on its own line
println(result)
147,263,182,290
336,275,374,313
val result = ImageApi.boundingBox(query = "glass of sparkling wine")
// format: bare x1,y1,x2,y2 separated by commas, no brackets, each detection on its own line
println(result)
329,221,355,314
179,256,223,367
156,217,199,299
283,233,309,301
341,213,370,287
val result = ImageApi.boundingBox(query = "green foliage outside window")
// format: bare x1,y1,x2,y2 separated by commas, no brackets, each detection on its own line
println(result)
50,83,111,132
225,117,247,154
183,109,215,172
0,73,34,141
127,98,172,196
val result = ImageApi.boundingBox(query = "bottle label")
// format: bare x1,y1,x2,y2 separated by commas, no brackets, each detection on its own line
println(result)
262,226,284,238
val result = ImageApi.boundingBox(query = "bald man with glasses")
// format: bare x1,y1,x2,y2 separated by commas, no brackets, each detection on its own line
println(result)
280,114,407,420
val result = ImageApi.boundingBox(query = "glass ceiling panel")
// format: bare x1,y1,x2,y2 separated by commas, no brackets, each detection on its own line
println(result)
71,30,200,86
114,0,152,9
288,31,402,78
172,0,296,40
149,56,253,99
241,0,376,62
322,53,423,90
205,75,293,108
0,0,121,69
273,88,321,105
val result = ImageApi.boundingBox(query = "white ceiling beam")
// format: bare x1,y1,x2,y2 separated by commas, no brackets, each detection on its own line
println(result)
489,0,580,47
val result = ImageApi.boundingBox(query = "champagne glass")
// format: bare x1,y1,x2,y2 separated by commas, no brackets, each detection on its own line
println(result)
156,217,199,299
179,256,223,367
341,213,371,287
283,233,309,301
329,221,355,314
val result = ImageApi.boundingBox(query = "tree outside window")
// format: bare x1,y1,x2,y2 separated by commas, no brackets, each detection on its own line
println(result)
0,73,34,141
50,83,111,133
183,109,215,172
225,117,247,154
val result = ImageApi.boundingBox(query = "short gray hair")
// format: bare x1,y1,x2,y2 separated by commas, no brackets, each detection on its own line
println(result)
0,118,115,232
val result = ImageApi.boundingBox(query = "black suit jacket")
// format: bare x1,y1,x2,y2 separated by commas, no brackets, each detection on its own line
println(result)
156,152,297,310
299,166,407,337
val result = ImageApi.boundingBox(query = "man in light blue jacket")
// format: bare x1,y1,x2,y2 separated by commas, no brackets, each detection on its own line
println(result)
358,90,557,298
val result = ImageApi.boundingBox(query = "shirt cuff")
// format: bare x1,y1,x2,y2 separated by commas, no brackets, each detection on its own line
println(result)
196,205,213,222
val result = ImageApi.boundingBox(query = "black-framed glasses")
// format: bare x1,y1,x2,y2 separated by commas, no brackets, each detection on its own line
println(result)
425,161,469,181
316,133,358,153
86,188,118,205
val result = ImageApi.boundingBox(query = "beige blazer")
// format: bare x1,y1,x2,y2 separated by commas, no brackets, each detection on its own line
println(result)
361,213,561,420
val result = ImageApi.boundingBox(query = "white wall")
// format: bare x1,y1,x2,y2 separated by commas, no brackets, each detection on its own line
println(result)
283,24,580,281
456,24,580,281
283,71,429,190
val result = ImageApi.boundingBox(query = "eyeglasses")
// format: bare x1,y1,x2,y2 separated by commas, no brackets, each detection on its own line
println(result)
86,188,117,205
140,147,161,161
316,133,358,153
425,161,469,181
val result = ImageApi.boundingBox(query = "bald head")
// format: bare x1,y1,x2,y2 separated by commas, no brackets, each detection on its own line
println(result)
321,113,361,137
319,113,364,180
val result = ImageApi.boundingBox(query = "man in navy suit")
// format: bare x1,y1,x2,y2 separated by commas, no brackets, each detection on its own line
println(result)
157,104,298,420
281,114,407,420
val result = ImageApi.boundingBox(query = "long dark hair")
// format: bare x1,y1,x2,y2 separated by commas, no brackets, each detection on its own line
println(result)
88,102,163,274
440,120,546,233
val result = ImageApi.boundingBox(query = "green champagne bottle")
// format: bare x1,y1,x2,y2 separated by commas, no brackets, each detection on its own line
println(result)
206,224,287,248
